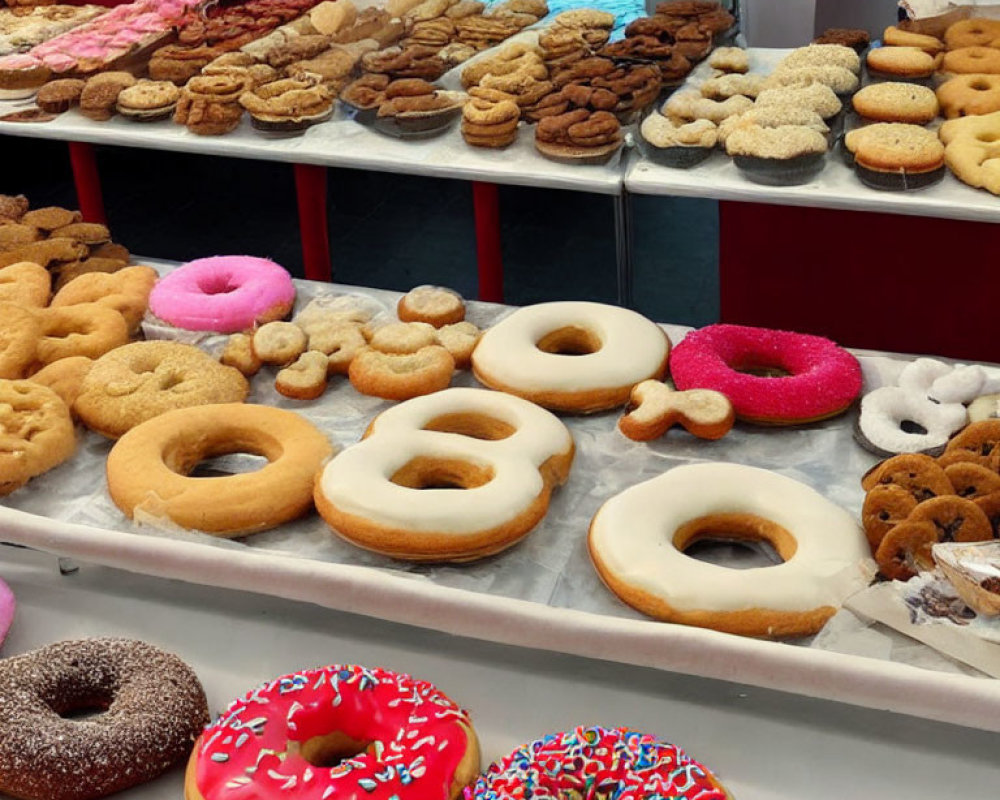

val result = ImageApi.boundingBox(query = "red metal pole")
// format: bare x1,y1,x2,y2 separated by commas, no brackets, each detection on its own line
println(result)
67,141,106,224
293,163,332,282
472,181,503,303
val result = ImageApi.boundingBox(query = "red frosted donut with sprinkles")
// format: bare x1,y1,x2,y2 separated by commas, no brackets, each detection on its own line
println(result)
669,323,862,425
185,664,480,800
464,726,731,800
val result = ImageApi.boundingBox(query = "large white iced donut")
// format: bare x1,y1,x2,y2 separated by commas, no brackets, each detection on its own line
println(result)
588,463,875,637
471,301,670,413
314,387,574,561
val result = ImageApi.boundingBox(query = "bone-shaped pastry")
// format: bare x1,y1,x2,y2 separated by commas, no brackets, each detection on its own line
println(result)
618,379,734,441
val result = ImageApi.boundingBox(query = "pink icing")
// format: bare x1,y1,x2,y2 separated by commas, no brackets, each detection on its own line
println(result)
149,255,296,333
669,323,862,422
0,579,13,647
0,54,40,69
195,665,473,800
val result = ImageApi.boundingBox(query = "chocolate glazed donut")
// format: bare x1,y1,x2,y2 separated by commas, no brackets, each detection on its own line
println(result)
0,638,210,800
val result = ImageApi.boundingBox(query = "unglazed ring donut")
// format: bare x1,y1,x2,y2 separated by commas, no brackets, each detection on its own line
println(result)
186,664,480,800
589,463,875,637
468,726,731,800
108,403,334,535
315,387,574,561
471,301,670,413
0,638,209,800
148,255,295,333
668,323,862,425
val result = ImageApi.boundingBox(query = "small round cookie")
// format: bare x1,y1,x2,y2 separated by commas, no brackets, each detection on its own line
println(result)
0,302,41,379
0,638,209,800
251,320,308,365
939,420,1000,470
472,302,670,413
619,380,734,442
75,341,250,438
108,403,334,535
275,350,329,400
852,82,939,124
943,462,1000,499
436,321,481,369
369,321,438,354
219,333,261,377
0,262,50,307
315,387,574,561
349,345,455,401
945,18,1000,50
867,46,937,80
862,484,919,551
0,379,75,496
861,452,955,498
937,74,1000,118
398,285,466,327
943,47,1000,76
589,463,875,637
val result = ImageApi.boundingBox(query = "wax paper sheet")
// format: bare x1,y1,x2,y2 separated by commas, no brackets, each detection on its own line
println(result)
4,260,998,681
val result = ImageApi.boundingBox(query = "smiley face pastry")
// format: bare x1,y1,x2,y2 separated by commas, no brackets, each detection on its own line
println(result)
0,379,75,496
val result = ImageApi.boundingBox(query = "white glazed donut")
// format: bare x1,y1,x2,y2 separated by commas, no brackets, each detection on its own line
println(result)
897,358,952,393
314,387,575,561
471,301,670,413
856,386,968,456
588,463,876,637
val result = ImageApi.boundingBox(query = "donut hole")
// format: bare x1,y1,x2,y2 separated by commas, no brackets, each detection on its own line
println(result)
58,703,109,722
900,419,929,435
535,326,602,356
163,436,278,477
297,731,370,768
971,79,992,91
390,456,494,490
196,273,240,295
423,412,516,440
733,363,791,378
189,453,270,478
673,512,797,568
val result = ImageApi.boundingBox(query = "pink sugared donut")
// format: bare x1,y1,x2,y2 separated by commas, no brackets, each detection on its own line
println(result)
0,579,13,647
669,324,862,425
149,256,295,333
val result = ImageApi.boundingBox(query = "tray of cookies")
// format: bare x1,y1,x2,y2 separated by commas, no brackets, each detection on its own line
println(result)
4,250,1000,734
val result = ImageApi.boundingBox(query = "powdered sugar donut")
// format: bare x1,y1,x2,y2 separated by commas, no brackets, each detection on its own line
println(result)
149,256,295,333
589,463,876,637
187,664,480,800
856,386,968,457
315,387,574,561
466,726,731,800
669,324,862,425
471,302,670,413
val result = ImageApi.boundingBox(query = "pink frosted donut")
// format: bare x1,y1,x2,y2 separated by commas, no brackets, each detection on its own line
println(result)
0,579,13,647
669,323,862,425
149,256,295,333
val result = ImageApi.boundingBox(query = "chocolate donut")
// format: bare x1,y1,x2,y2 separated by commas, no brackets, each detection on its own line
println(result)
0,638,209,800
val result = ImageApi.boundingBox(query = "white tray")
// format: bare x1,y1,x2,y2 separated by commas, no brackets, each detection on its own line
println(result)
3,262,1000,733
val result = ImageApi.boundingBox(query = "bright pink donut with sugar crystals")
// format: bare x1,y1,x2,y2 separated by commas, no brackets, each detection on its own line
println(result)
669,324,862,424
149,256,295,333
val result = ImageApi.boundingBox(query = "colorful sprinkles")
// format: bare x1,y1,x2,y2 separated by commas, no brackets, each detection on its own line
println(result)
196,664,474,800
464,726,729,800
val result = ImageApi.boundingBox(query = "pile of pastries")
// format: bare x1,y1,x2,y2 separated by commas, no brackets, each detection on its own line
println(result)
0,3,106,59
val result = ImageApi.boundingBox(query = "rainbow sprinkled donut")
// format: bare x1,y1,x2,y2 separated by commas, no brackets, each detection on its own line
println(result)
465,726,731,800
186,664,480,800
669,323,862,425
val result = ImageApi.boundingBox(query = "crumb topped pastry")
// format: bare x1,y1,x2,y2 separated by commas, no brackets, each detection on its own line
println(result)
755,82,842,119
779,43,861,74
765,64,859,94
725,124,827,159
701,72,765,99
717,105,828,143
664,89,753,123
641,114,717,147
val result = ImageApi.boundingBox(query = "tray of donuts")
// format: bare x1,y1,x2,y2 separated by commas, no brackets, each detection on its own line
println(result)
6,233,1000,715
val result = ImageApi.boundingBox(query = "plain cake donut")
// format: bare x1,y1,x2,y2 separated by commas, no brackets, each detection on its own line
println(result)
471,301,670,413
186,663,480,800
588,463,876,637
107,403,335,536
0,638,209,800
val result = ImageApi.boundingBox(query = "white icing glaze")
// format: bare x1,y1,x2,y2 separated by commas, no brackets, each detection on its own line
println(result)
590,463,875,613
859,386,968,454
318,387,573,534
471,302,669,394
898,358,952,393
930,365,986,404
